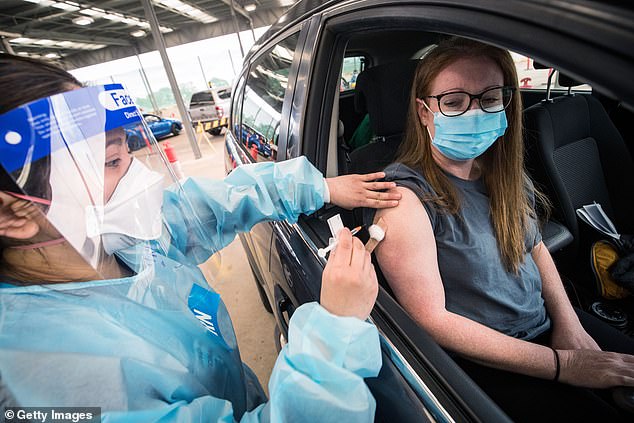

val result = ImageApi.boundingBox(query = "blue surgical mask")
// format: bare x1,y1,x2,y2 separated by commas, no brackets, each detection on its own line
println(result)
426,108,508,161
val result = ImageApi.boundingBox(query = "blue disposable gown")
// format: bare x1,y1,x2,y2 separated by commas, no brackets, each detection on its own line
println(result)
0,157,381,422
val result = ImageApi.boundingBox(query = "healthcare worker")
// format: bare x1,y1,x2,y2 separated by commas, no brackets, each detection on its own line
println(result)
0,54,400,421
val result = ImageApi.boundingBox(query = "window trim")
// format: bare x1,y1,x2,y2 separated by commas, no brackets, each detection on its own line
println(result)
236,22,309,162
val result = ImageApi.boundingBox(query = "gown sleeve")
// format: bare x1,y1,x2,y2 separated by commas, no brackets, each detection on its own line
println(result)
101,303,381,423
241,302,381,422
158,156,327,265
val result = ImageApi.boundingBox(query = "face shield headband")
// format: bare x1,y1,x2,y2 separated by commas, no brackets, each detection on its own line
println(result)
0,84,173,273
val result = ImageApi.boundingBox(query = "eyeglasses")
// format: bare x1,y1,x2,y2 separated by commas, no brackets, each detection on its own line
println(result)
425,86,515,117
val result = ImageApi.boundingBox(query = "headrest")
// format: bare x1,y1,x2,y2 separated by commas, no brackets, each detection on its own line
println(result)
532,61,583,87
532,61,550,70
557,73,583,88
337,119,344,138
354,60,419,137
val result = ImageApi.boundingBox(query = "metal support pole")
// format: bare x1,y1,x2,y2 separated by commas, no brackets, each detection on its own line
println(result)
230,0,245,57
1,37,15,55
136,55,160,115
197,56,209,88
138,69,159,114
227,49,237,75
249,21,256,42
141,0,201,159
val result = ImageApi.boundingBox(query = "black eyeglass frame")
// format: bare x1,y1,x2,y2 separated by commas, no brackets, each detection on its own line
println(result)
425,86,516,117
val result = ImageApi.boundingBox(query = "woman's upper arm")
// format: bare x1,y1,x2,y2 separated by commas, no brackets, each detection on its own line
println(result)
374,187,447,323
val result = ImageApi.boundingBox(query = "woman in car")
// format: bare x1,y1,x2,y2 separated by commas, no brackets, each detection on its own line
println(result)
0,54,401,422
367,37,634,422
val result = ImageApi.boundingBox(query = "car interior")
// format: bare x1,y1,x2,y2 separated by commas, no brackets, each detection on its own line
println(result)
287,26,634,419
310,27,634,332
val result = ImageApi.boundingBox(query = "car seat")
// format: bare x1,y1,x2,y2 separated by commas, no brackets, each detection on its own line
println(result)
523,70,634,266
347,60,419,174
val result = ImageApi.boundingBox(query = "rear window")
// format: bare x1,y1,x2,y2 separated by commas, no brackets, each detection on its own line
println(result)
340,56,366,92
511,52,591,92
217,89,231,100
190,92,214,104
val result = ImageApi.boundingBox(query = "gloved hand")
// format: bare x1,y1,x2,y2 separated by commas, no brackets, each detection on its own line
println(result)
326,172,401,210
610,234,634,292
611,250,634,292
618,234,634,255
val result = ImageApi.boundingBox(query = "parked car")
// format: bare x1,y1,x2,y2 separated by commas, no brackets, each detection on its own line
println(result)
225,1,634,421
188,87,231,135
126,113,182,151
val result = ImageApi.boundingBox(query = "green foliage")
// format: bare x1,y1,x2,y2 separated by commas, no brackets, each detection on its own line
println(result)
208,77,230,88
134,82,199,111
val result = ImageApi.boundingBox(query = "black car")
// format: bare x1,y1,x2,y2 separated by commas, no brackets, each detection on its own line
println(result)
224,1,634,421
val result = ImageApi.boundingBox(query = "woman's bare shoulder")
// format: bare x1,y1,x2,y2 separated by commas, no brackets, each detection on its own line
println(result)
375,186,434,249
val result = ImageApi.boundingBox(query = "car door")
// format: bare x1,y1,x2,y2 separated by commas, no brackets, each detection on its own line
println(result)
144,114,166,138
157,117,172,137
224,25,309,315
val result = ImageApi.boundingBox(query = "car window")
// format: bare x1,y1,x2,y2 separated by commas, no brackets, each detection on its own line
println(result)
240,32,300,162
414,48,592,93
216,89,232,100
511,51,591,92
340,55,365,92
190,91,214,105
144,115,160,123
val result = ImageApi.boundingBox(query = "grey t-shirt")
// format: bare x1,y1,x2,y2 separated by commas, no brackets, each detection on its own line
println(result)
365,163,550,340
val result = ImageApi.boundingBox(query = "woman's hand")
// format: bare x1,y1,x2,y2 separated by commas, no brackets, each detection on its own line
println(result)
320,228,378,320
558,349,634,388
326,172,401,210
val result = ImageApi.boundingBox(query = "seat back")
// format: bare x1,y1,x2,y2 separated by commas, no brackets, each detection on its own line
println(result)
348,60,419,174
524,78,634,256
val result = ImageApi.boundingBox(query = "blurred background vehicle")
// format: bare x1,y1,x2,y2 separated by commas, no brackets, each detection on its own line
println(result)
126,113,182,151
188,86,231,135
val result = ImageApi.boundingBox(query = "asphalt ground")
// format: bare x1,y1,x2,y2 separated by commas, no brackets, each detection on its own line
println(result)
137,129,278,395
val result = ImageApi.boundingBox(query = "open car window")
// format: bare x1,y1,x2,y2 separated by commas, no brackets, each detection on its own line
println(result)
511,51,592,92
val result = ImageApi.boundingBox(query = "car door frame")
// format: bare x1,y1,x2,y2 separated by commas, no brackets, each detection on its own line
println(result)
224,20,314,321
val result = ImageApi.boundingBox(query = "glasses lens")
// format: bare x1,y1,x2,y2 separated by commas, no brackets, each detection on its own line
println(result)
481,87,513,113
438,93,470,116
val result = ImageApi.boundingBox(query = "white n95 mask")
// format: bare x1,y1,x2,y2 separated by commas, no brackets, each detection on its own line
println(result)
99,157,165,255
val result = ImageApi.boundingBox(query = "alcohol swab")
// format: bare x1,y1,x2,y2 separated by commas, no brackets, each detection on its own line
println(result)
318,225,363,258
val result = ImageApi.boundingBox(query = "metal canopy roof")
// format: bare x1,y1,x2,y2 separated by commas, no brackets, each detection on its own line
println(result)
0,0,297,69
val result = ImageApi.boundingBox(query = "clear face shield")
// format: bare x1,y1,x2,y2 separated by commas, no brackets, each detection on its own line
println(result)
0,84,218,282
